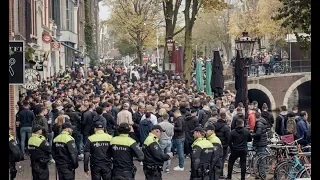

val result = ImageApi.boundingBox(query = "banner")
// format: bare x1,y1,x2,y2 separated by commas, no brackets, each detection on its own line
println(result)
9,41,25,84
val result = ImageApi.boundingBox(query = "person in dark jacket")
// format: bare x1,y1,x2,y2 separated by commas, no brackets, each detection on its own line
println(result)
142,125,173,180
184,108,199,157
17,100,35,154
51,103,60,121
81,104,94,145
296,111,309,145
101,102,117,136
198,105,212,126
172,109,186,171
231,107,244,130
133,104,145,145
91,107,107,135
65,104,83,160
227,119,252,180
213,112,230,178
32,106,49,139
275,105,287,136
53,123,79,180
9,127,23,180
261,103,274,129
139,112,154,144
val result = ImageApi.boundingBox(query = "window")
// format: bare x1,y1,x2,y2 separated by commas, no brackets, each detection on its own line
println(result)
66,0,74,32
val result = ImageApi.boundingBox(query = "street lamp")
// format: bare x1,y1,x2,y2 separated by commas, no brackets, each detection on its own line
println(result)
235,31,256,126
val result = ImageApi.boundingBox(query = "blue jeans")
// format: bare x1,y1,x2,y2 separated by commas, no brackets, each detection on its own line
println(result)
159,139,172,169
256,146,267,177
74,133,83,154
47,132,54,159
20,127,32,154
172,138,185,168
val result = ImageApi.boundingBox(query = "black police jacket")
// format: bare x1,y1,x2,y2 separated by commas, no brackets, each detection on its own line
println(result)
9,135,22,163
142,133,170,167
84,130,112,172
53,131,78,169
191,137,214,178
110,134,144,173
28,133,51,165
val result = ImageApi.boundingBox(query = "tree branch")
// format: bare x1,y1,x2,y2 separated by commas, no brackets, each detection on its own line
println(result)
173,26,185,37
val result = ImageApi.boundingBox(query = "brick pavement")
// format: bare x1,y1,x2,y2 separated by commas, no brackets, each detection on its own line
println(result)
15,157,256,180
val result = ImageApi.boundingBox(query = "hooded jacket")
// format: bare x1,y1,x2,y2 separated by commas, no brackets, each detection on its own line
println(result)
92,115,107,134
173,116,185,139
139,119,153,144
228,127,252,151
252,118,268,147
214,119,230,148
198,107,211,126
184,114,199,143
261,110,274,128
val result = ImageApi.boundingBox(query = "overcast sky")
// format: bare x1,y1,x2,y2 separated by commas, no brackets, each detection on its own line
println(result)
99,2,110,21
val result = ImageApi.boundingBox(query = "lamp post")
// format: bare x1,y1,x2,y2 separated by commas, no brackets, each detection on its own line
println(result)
235,31,256,125
166,36,175,78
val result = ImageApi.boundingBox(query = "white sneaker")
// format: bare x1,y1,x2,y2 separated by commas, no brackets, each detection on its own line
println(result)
165,169,170,173
50,159,55,164
173,166,184,171
140,161,143,166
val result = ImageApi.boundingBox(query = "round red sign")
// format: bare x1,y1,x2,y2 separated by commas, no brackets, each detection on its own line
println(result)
42,33,52,44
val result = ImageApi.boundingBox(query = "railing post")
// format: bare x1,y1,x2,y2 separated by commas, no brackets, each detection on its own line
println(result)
300,60,302,72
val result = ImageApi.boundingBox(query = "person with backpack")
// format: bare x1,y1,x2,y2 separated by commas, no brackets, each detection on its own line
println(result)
286,111,297,138
32,106,49,139
275,105,287,136
91,106,107,134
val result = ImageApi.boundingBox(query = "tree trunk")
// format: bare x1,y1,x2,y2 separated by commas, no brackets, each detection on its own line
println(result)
136,35,143,65
184,26,193,86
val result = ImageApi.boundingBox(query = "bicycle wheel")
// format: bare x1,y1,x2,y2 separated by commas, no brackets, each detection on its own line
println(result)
285,67,292,73
253,153,268,176
273,65,282,75
258,155,277,180
274,161,300,180
297,167,311,178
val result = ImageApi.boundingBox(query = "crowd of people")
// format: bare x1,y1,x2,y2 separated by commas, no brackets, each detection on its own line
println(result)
9,63,311,180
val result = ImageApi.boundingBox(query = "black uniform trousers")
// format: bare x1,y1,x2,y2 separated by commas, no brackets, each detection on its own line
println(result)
9,161,17,180
227,150,247,180
31,163,49,180
143,166,162,180
220,147,228,176
209,167,221,180
112,169,135,180
56,165,75,180
91,165,112,180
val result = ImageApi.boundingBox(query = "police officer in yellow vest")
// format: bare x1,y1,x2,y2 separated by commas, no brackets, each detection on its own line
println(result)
110,123,144,180
84,121,113,180
205,125,223,180
9,127,23,180
142,125,173,180
53,122,78,180
28,124,52,180
190,127,214,180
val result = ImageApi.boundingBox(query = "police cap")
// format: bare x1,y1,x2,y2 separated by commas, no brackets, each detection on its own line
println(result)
94,121,104,128
62,122,73,130
191,126,205,133
151,125,165,132
118,123,130,130
32,124,43,133
204,125,215,131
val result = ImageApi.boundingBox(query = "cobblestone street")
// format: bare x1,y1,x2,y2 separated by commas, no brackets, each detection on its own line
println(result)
15,156,255,180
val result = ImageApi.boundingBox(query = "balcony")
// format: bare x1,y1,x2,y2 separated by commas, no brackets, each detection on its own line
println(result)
59,30,78,44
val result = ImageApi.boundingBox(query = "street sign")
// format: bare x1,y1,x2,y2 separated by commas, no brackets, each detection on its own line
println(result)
22,69,41,90
42,32,52,44
51,42,61,51
9,41,25,84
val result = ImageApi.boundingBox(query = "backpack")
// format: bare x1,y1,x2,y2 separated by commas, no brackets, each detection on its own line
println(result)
33,115,44,127
286,117,297,135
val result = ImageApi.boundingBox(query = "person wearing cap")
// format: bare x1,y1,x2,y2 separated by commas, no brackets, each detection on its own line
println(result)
110,123,144,180
142,125,173,179
84,121,113,180
205,125,222,180
28,124,52,180
190,126,214,180
9,127,23,180
53,122,79,180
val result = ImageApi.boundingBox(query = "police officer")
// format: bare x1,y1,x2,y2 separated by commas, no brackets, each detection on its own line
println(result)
142,125,173,180
53,122,79,180
84,121,113,180
205,125,223,180
110,123,144,180
28,124,52,180
9,127,23,180
191,127,214,180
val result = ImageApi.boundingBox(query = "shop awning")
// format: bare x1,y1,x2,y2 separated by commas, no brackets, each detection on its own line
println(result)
53,38,82,53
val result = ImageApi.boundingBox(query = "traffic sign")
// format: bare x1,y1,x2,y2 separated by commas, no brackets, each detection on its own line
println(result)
51,42,61,51
42,32,52,44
